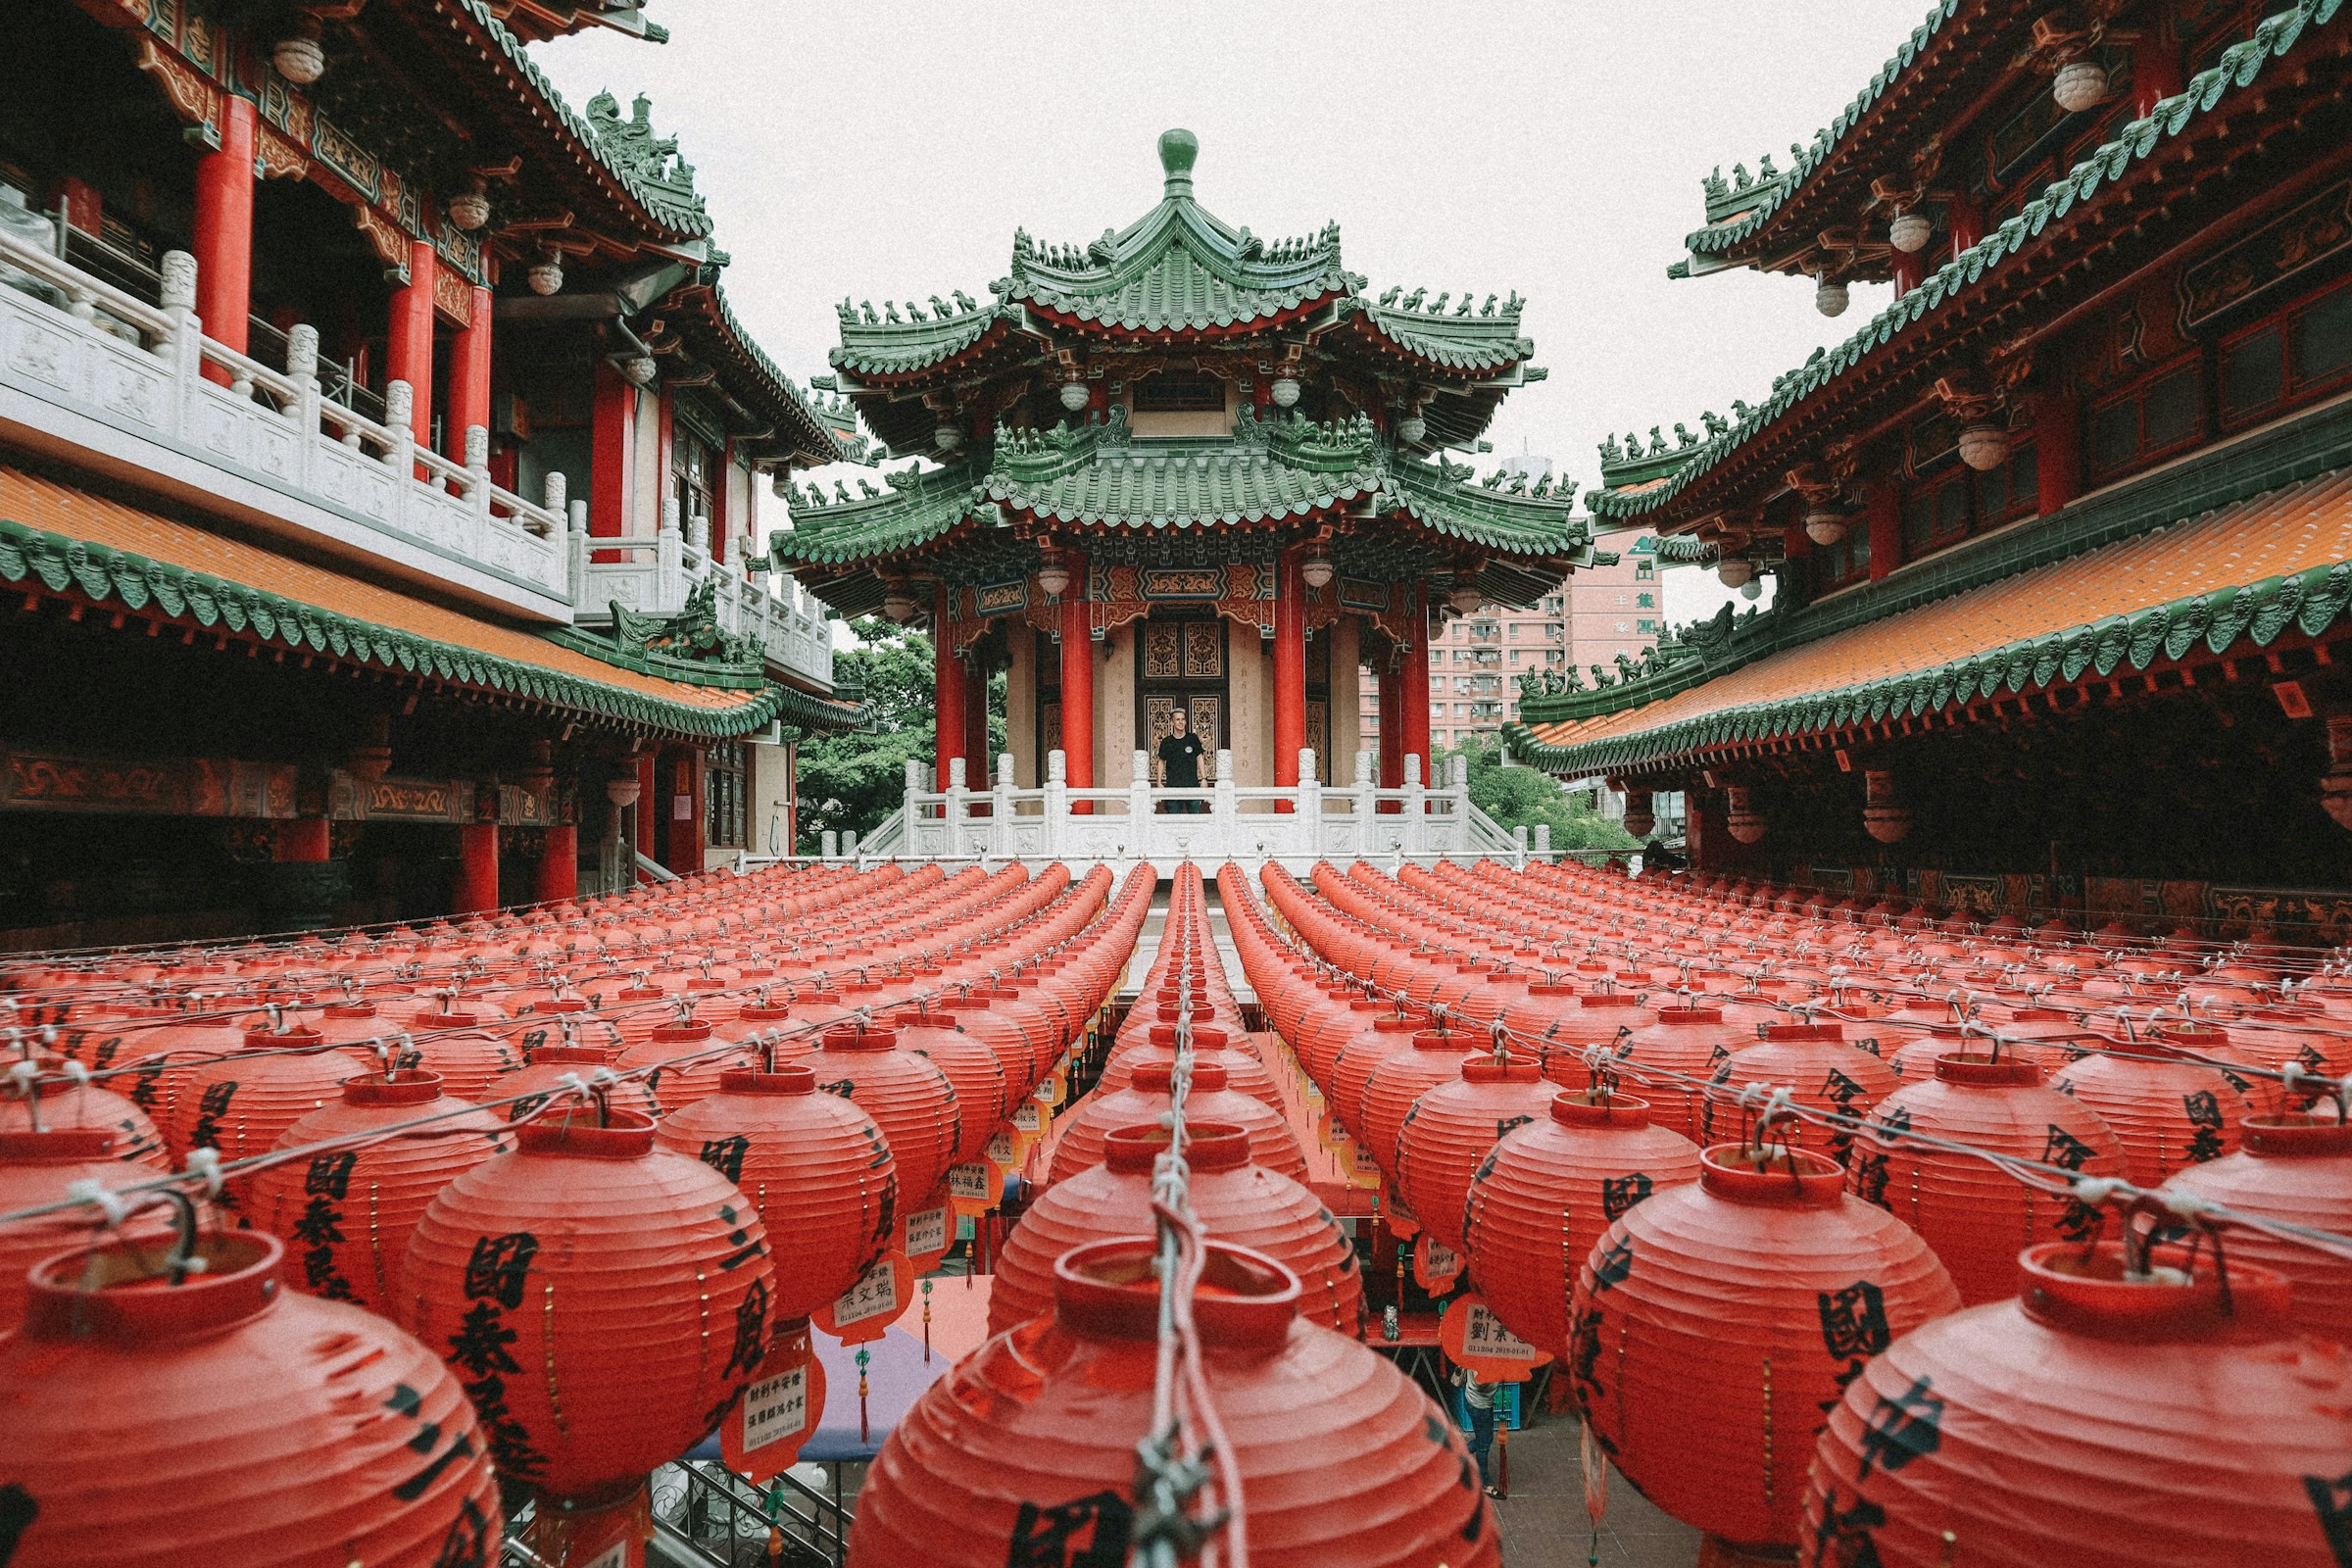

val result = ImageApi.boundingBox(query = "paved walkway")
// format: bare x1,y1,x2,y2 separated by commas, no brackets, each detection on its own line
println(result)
1492,1410,1700,1566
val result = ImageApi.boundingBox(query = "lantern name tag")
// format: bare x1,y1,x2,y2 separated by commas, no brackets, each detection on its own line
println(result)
1013,1102,1043,1134
739,1364,809,1453
833,1258,902,1327
1462,1302,1540,1363
947,1162,993,1202
985,1131,1019,1165
906,1205,950,1258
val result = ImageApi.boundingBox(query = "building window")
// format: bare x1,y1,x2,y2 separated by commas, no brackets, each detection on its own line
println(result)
1507,624,1520,640
2219,274,2352,430
706,743,747,848
1509,650,1521,664
673,429,717,537
1901,442,2036,561
2087,356,2204,483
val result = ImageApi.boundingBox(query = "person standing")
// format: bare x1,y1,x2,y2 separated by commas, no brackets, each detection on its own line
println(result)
1451,1364,1501,1497
1156,708,1207,813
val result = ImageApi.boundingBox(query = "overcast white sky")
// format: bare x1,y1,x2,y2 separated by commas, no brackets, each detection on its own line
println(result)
534,0,1931,622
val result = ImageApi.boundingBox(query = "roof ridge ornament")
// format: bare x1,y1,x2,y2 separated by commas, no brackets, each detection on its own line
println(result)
1158,128,1200,198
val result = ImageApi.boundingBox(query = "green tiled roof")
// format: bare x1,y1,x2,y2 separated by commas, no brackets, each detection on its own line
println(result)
832,306,1007,378
989,444,1376,529
1341,299,1535,372
1594,0,2345,525
771,463,988,566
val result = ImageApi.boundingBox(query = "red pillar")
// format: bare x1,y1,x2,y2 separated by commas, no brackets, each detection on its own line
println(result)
2034,392,2082,515
444,282,493,467
1272,547,1306,805
455,823,498,914
934,583,966,791
963,656,992,790
1867,481,1901,581
1400,584,1433,795
191,95,256,385
1946,196,1984,263
634,752,657,874
666,749,705,873
273,818,330,862
535,824,578,905
386,239,437,448
1890,249,1925,297
2134,29,2183,117
590,360,636,559
1059,554,1096,809
1377,654,1402,808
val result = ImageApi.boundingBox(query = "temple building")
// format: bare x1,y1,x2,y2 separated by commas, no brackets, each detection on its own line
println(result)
1508,0,2352,937
0,0,860,946
776,130,1601,817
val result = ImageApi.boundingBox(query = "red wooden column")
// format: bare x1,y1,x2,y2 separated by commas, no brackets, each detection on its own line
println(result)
444,279,494,467
191,95,256,384
934,582,966,791
386,240,437,448
1890,249,1925,298
1400,585,1434,798
1867,481,1902,581
2134,29,2183,116
1376,653,1402,808
633,753,657,874
274,818,330,862
535,825,577,905
1059,553,1096,809
1946,196,1984,262
665,749,705,873
590,361,635,559
963,656,992,789
454,823,498,914
2034,392,2082,514
1272,547,1306,805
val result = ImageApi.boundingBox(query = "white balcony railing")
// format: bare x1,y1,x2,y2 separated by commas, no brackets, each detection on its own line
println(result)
572,521,834,690
760,750,1538,875
0,231,568,609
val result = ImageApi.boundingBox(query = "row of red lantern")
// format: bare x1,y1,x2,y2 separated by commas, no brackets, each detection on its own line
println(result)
1245,856,2352,1565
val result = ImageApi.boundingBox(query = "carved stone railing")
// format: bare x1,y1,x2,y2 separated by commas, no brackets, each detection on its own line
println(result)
0,232,568,610
572,521,834,690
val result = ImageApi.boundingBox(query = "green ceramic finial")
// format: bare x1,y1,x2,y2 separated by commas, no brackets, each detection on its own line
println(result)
1159,128,1199,197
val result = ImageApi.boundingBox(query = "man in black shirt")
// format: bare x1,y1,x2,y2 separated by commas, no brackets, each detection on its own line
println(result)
1157,707,1207,812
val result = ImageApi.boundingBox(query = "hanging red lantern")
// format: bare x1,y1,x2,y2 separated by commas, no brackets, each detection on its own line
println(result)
1847,1053,2128,1304
1359,1028,1482,1185
612,1015,755,1112
0,1230,502,1567
0,1060,170,1168
170,1025,360,1177
889,1006,1010,1162
1048,1059,1310,1185
653,1063,898,1323
406,1108,773,1502
1571,1145,1960,1557
0,1128,197,1325
245,1072,512,1310
493,1044,660,1122
1614,1005,1753,1143
2163,1112,2352,1342
1098,1023,1282,1105
2052,1037,2252,1184
1463,1092,1701,1357
992,1121,1361,1337
1802,1236,2352,1567
1327,1013,1430,1134
808,1022,960,1202
849,1238,1498,1567
1396,1055,1555,1252
1701,1022,1897,1166
384,1002,520,1097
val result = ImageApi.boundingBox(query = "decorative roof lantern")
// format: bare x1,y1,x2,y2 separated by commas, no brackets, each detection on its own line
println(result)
447,177,491,233
1716,555,1754,589
1803,509,1848,546
934,420,965,453
881,578,920,623
1035,545,1072,601
1887,208,1935,255
1814,274,1850,318
1740,577,1763,601
1957,421,2011,470
1300,548,1335,591
1269,376,1301,408
273,18,325,84
1446,582,1485,615
1058,379,1091,413
1862,767,1912,844
527,252,564,297
619,353,658,387
2053,55,2111,114
1396,406,1428,444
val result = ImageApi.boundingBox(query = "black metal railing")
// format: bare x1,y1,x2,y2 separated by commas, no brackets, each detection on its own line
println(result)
653,1460,850,1568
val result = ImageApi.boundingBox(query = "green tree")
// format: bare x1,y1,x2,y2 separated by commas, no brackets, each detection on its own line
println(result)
794,618,1004,853
1432,735,1640,854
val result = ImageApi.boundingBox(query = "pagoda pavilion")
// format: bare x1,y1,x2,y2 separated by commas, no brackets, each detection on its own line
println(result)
778,130,1600,818
1509,0,2352,940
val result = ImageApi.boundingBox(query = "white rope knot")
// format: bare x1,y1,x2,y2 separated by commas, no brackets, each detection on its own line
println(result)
2071,1175,2124,1208
2159,1189,2219,1220
183,1147,225,1198
59,1059,90,1088
6,1060,38,1090
64,1177,128,1229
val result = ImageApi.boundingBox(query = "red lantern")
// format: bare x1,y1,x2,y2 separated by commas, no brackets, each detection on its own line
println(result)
1098,1022,1282,1106
1847,1053,2128,1304
170,1026,360,1174
2163,1113,2352,1342
889,1007,1010,1162
992,1121,1361,1337
1572,1145,1960,1556
808,1022,960,1202
245,1072,512,1310
1803,1239,2352,1567
1463,1092,1701,1356
493,1045,660,1122
1615,1005,1753,1142
406,1108,772,1501
612,1016,754,1112
1327,1013,1429,1134
384,1003,521,1097
1702,1022,1897,1166
2052,1037,2252,1184
0,1230,501,1567
0,1128,194,1324
1358,1028,1481,1185
0,1061,169,1168
849,1239,1498,1566
1396,1055,1555,1252
1048,1059,1309,1185
654,1063,898,1323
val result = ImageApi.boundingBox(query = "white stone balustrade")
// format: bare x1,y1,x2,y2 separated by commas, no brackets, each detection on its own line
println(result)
572,516,835,691
0,231,568,615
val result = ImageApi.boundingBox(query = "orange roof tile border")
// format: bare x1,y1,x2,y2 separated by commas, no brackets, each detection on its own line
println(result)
1509,468,2352,775
0,466,822,739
